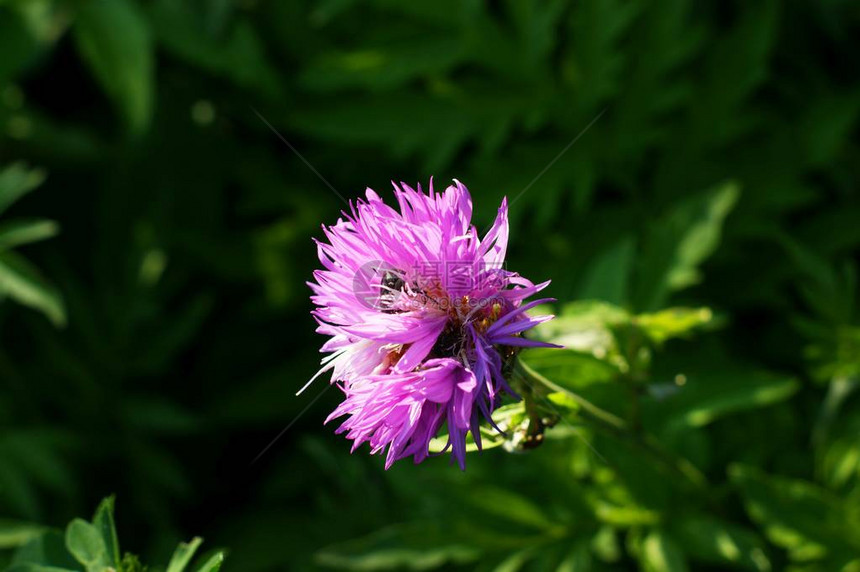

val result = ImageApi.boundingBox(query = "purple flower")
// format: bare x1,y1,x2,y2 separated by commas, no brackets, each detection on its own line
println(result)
307,180,558,469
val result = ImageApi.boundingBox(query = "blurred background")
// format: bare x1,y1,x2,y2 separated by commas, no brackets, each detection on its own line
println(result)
1,0,860,570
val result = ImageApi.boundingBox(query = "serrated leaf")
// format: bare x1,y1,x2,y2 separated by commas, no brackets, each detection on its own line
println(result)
0,250,65,326
73,0,153,133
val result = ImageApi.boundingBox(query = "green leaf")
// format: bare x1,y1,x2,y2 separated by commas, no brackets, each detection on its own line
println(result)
195,552,225,572
654,363,799,429
300,37,465,92
166,537,203,572
531,300,630,360
639,530,689,572
667,182,740,289
0,250,66,326
459,487,556,531
729,465,860,563
492,547,536,572
635,307,715,345
148,1,282,98
119,553,146,572
91,497,120,570
64,519,106,570
0,163,46,216
521,348,619,389
0,8,44,85
73,0,153,133
315,523,479,570
10,530,79,570
668,515,771,571
556,540,592,572
0,218,59,249
578,235,636,305
6,565,81,572
634,181,740,311
0,520,45,549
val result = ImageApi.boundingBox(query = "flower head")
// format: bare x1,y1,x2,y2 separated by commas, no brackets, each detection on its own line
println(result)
308,179,557,469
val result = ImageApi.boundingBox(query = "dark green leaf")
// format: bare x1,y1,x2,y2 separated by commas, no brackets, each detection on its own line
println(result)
315,523,480,570
0,163,46,216
668,515,771,571
730,465,860,563
73,0,153,133
634,181,740,311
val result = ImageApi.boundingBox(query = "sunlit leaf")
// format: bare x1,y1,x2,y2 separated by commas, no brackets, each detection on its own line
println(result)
639,530,688,572
0,250,65,326
668,515,771,571
556,540,592,572
195,551,226,572
166,537,203,572
730,465,860,564
635,307,715,345
0,219,58,249
531,300,629,362
0,521,45,549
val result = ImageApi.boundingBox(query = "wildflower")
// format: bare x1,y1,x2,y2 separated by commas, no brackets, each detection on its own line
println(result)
307,180,558,469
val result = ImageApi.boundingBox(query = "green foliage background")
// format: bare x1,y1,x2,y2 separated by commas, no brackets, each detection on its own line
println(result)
1,0,860,570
